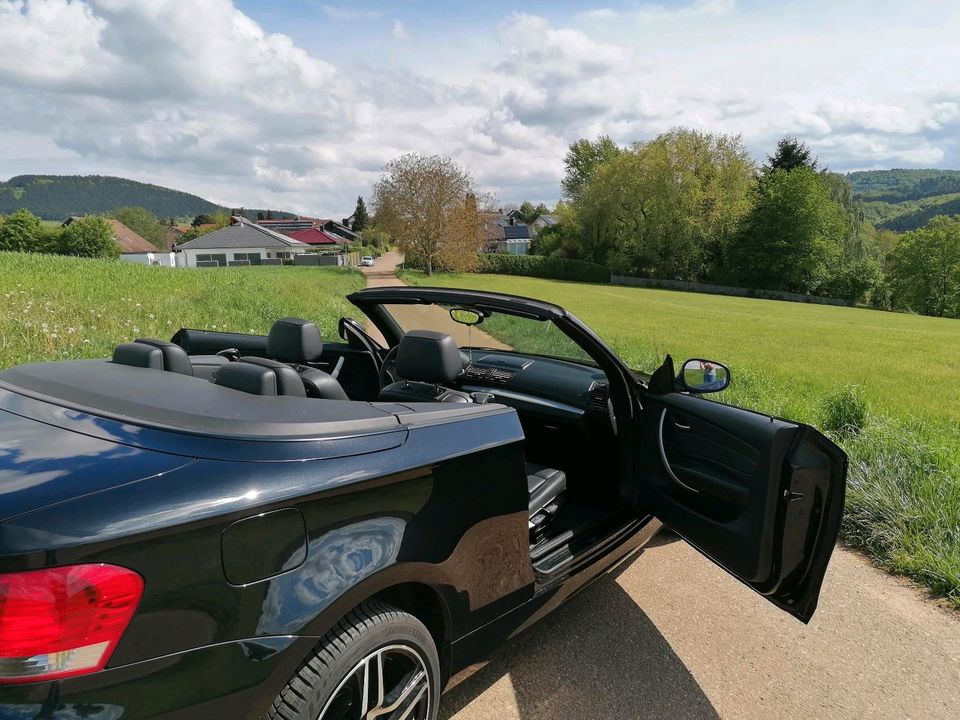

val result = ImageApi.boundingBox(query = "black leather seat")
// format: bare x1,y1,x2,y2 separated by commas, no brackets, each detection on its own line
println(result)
214,357,306,397
526,463,567,542
266,318,349,400
378,330,471,404
112,338,194,376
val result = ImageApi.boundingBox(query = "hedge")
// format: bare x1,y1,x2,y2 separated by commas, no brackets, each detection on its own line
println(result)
476,253,610,283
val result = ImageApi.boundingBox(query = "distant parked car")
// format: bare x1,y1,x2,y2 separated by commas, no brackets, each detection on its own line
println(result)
360,255,375,267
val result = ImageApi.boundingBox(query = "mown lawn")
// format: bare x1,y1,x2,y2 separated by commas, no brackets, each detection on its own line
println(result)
0,252,364,367
401,270,960,607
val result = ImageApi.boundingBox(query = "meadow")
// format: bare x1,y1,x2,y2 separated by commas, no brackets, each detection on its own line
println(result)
0,252,364,367
401,270,960,607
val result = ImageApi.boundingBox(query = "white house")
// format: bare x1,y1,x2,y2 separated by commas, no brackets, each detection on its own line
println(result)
175,217,310,268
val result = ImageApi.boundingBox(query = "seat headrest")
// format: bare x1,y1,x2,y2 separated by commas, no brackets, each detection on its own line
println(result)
396,330,462,383
134,338,194,375
214,357,306,397
267,317,323,364
112,338,193,376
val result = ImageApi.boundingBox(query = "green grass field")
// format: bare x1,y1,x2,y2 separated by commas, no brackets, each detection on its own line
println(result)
0,252,364,367
401,270,960,607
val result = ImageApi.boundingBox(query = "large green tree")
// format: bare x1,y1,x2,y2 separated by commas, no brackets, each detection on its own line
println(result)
889,215,960,317
59,216,119,258
110,206,166,249
352,196,370,232
561,135,622,202
765,137,819,173
577,129,756,279
0,209,44,252
729,167,846,293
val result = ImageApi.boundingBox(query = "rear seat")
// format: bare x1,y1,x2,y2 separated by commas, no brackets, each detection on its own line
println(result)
111,338,229,380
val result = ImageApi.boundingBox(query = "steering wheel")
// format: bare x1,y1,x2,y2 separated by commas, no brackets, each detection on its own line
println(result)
379,345,400,388
339,317,384,373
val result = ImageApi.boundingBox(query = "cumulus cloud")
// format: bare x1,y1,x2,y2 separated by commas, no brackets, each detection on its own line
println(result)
0,0,958,213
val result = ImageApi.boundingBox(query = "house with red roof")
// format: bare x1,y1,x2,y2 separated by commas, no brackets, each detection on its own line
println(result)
283,227,343,246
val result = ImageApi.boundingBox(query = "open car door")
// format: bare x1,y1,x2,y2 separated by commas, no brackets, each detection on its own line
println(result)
636,381,848,623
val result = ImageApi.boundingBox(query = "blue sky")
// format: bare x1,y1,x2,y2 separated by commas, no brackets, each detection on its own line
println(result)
1,0,959,215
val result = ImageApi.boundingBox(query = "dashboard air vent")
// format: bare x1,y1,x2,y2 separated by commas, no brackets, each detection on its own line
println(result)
464,365,517,385
587,380,609,412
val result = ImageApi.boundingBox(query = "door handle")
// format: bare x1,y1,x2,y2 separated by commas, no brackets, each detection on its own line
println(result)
673,421,692,431
658,409,699,493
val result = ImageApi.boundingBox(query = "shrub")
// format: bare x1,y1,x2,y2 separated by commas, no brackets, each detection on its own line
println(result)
476,253,610,283
820,385,869,435
59,216,119,259
0,209,45,252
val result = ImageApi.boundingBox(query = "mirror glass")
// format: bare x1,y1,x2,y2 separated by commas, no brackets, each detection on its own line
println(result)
680,359,730,393
449,307,483,326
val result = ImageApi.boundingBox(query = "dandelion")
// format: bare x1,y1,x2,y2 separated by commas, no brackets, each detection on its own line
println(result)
132,327,140,333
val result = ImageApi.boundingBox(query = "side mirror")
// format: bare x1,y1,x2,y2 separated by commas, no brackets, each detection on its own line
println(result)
678,358,730,394
450,307,483,326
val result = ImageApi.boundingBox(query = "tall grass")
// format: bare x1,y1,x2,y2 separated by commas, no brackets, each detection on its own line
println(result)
0,252,364,367
401,269,960,607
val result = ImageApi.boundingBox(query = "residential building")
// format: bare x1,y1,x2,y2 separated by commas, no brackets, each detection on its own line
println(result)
174,216,309,267
479,212,532,255
257,217,361,243
283,227,343,247
531,214,559,235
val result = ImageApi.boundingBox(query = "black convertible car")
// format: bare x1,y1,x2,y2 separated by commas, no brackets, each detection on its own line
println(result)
0,286,846,720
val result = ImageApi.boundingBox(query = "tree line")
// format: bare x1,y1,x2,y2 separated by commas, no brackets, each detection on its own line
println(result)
533,131,958,318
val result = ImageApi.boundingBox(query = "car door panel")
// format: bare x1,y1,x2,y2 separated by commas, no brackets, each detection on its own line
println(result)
639,391,846,622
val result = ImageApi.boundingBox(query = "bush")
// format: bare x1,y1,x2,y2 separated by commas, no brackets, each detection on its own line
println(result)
476,253,610,283
820,385,869,435
59,216,119,259
0,209,45,252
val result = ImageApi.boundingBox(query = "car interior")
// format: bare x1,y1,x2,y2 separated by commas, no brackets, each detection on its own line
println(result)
110,313,633,579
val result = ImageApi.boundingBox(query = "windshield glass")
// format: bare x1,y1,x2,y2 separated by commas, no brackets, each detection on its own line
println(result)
381,303,596,367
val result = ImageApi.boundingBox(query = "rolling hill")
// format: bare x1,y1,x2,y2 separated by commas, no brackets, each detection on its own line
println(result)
0,174,301,222
0,175,225,220
847,169,960,232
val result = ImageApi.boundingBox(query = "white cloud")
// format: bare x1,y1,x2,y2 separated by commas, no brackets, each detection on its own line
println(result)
0,0,958,215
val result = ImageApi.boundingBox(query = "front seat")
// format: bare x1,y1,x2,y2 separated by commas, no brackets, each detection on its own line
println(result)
526,463,567,542
266,317,349,400
214,357,306,397
378,330,472,403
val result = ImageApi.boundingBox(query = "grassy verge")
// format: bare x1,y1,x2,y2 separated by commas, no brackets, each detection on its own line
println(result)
0,252,364,366
401,269,960,607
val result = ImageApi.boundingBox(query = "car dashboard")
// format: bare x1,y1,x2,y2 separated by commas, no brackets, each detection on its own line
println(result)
456,350,610,423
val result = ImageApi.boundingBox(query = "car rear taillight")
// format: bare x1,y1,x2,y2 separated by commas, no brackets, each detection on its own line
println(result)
0,564,143,684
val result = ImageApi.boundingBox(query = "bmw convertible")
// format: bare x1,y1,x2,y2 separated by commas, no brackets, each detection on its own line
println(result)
0,286,847,720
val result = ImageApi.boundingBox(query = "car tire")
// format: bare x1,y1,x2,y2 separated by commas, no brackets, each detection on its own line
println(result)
267,600,440,720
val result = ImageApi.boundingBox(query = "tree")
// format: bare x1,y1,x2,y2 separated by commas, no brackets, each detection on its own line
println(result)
372,154,480,275
515,201,549,224
577,129,756,279
889,215,960,317
765,137,818,173
192,214,214,227
729,167,846,293
352,196,370,232
562,135,622,202
59,216,119,259
0,209,44,252
110,206,166,249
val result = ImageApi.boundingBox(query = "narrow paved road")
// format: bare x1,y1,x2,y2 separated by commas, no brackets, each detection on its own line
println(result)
362,253,960,719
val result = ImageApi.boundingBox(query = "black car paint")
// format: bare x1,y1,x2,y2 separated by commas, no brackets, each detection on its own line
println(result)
0,286,845,719
0,384,657,719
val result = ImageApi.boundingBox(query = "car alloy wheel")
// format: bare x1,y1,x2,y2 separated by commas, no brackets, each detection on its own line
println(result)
318,643,431,720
